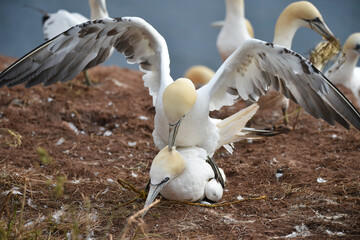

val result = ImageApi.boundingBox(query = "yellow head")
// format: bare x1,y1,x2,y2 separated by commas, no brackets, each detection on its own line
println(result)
281,1,323,22
162,78,197,124
343,33,360,54
184,65,215,89
275,1,335,46
143,146,186,214
150,146,186,185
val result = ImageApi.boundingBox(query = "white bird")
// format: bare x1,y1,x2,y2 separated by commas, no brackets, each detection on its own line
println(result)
0,17,359,158
217,1,336,126
144,145,226,212
216,0,252,62
325,33,360,107
27,0,109,85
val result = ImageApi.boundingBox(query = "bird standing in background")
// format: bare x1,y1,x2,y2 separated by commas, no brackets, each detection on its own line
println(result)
325,33,360,108
26,0,109,86
217,1,336,126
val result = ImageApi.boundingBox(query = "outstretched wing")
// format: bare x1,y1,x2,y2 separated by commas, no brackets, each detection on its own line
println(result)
0,17,172,102
200,38,360,130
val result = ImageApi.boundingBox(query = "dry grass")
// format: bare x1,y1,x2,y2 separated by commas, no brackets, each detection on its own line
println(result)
0,156,159,240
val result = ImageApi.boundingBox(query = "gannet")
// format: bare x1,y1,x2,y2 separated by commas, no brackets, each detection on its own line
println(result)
144,145,226,213
216,0,252,62
325,33,360,107
28,0,109,85
0,17,359,157
217,1,336,125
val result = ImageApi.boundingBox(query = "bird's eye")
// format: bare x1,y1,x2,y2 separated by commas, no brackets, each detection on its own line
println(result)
355,44,360,51
312,17,321,23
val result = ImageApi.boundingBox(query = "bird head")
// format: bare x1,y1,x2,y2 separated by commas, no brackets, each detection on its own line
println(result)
162,78,197,150
184,66,215,89
275,1,335,45
343,33,360,55
292,1,335,40
143,146,186,214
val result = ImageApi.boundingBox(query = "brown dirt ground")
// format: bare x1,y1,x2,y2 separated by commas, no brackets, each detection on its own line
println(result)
0,54,359,239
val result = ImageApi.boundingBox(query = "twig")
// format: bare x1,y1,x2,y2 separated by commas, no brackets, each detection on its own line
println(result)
120,199,160,240
19,178,28,234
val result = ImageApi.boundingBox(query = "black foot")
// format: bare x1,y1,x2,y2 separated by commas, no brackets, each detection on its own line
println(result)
206,156,226,188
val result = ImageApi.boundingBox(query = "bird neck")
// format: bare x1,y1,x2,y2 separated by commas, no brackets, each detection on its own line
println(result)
273,9,305,48
328,52,358,86
344,50,360,68
89,0,108,19
339,50,359,79
225,0,245,22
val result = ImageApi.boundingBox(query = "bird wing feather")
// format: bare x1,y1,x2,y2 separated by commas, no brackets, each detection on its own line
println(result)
200,38,360,130
0,17,172,104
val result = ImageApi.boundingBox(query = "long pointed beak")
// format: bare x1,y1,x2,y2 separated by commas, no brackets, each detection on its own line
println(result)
310,20,335,41
210,20,224,28
142,177,170,217
168,117,183,151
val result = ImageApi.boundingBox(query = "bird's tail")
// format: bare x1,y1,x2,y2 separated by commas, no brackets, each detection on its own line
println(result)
216,103,279,154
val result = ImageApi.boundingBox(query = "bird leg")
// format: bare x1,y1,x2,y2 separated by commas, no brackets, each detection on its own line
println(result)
83,70,92,86
206,157,226,188
282,106,289,126
292,106,303,130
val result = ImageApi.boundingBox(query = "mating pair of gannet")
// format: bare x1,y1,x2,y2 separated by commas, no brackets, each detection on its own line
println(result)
28,0,109,85
326,33,360,107
217,1,336,126
144,79,227,211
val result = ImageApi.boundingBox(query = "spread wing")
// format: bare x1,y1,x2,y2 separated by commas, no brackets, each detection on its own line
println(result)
200,38,360,130
0,17,172,103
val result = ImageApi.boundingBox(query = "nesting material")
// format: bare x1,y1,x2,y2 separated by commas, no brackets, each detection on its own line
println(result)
309,39,341,70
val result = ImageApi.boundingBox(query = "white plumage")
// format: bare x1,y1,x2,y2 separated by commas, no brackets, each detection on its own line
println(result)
160,147,225,203
325,33,360,107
